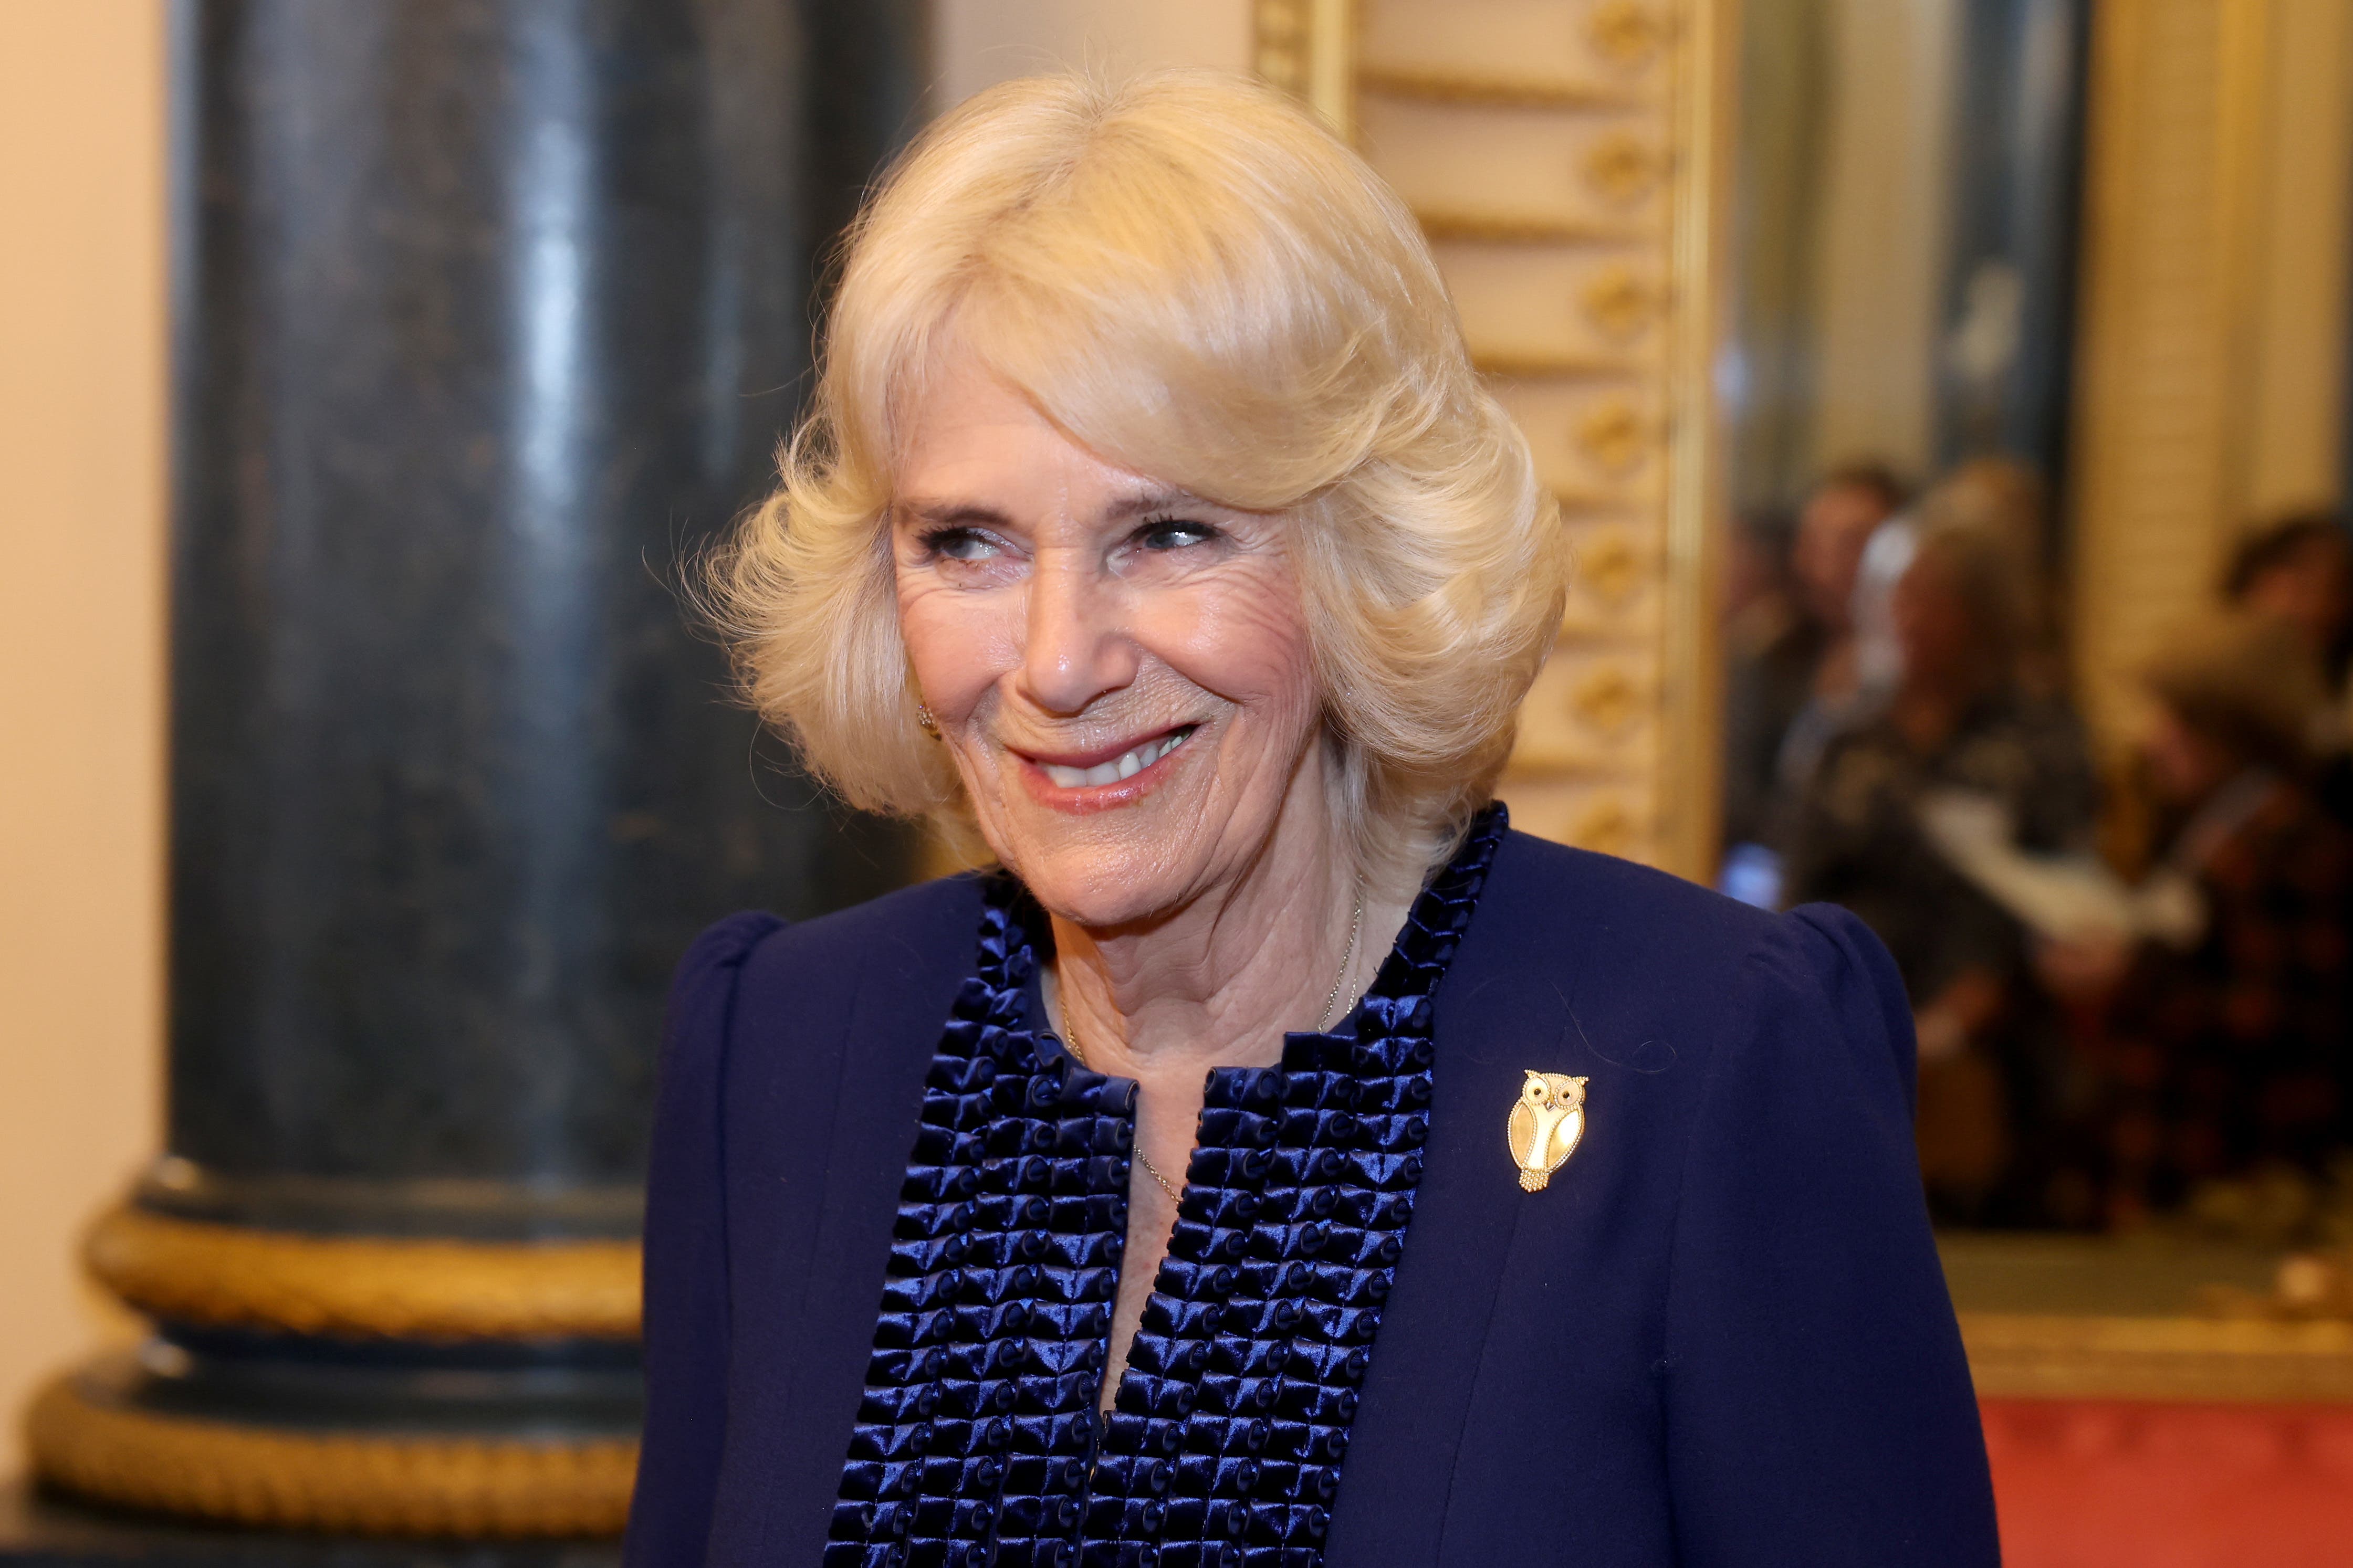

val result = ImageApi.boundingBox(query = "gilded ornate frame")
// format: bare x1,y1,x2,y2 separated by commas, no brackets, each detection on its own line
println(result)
1261,0,1736,882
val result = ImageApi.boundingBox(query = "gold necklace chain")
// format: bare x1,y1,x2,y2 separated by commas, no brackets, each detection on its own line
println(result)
1317,887,1367,1036
1060,886,1365,1205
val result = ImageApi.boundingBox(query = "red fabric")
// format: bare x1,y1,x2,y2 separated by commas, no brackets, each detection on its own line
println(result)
1983,1397,2353,1567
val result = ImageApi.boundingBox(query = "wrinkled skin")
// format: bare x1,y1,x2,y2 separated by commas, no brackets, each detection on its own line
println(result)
890,351,1403,1400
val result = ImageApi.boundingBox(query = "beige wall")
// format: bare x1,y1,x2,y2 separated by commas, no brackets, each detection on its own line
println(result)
931,0,1253,104
0,0,169,1482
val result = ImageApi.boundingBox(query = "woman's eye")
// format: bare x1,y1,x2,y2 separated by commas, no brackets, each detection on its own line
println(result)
922,526,1001,563
1134,518,1219,552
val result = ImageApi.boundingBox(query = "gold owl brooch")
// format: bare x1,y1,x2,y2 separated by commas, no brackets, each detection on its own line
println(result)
1507,1070,1589,1192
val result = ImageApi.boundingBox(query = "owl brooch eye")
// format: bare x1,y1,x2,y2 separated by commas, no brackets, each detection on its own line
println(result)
1505,1070,1590,1193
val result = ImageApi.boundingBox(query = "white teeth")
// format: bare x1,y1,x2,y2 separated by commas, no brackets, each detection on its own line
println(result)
1039,728,1193,790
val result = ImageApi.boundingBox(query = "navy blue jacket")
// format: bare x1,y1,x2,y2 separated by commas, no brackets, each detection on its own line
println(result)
625,829,1999,1566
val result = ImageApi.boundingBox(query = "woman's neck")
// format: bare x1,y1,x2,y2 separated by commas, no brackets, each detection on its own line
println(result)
1034,771,1420,1414
1043,776,1395,1081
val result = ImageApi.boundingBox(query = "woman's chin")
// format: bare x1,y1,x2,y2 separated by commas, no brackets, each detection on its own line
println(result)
970,738,1303,932
978,811,1208,929
1006,850,1195,932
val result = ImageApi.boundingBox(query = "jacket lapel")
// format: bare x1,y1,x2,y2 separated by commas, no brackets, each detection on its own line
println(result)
1324,858,1567,1564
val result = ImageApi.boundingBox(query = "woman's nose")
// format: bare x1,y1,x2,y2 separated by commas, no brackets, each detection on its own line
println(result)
1018,553,1137,716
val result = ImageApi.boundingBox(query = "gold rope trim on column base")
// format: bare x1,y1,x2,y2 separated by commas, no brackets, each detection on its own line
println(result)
85,1205,641,1341
27,1374,636,1538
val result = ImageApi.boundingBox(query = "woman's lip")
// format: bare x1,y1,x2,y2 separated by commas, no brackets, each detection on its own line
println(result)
1011,725,1197,813
1010,724,1196,771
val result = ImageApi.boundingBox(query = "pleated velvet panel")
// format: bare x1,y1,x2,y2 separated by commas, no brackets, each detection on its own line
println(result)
824,810,1509,1568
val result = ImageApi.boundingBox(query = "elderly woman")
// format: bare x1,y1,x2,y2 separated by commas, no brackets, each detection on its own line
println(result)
626,72,1994,1568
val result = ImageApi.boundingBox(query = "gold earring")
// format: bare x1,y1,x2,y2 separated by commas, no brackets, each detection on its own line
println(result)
915,702,940,740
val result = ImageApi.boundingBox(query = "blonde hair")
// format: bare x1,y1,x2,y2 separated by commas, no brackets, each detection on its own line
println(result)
710,69,1567,880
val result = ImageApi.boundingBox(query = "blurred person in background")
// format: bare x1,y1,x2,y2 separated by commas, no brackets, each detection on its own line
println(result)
1770,464,1909,807
1910,458,2062,697
2224,512,2353,829
1783,512,2098,1223
1791,464,1909,699
2225,512,2352,679
2038,614,2352,1229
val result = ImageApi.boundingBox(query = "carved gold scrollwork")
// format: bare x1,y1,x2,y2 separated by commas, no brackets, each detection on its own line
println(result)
1570,664,1646,736
1583,132,1667,206
1575,398,1653,475
1581,264,1662,340
1414,209,1643,247
1552,486,1619,519
1254,0,1311,94
1473,350,1635,381
1573,527,1646,606
1255,0,1352,134
1588,1,1669,73
1356,66,1636,112
1354,0,1730,880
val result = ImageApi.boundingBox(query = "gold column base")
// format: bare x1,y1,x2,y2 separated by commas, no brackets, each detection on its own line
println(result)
83,1204,642,1341
27,1369,637,1538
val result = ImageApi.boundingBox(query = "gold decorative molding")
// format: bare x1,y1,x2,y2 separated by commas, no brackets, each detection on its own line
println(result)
1571,528,1648,606
1581,264,1663,340
1574,398,1653,475
1651,0,1735,880
1254,0,1355,136
28,1373,635,1537
1254,0,1310,90
1570,664,1647,736
1345,0,1732,873
1583,132,1667,205
1410,208,1647,247
1356,65,1639,112
1471,349,1638,381
85,1205,641,1341
1960,1311,2353,1404
1551,486,1626,519
1588,1,1671,74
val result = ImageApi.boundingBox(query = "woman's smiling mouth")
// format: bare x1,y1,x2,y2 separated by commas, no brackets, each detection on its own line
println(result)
1020,724,1199,794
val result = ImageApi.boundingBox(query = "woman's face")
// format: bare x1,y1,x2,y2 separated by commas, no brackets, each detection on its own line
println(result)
1891,551,1977,693
891,354,1327,928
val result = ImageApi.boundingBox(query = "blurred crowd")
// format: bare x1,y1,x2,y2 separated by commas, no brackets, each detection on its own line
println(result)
1722,462,2353,1234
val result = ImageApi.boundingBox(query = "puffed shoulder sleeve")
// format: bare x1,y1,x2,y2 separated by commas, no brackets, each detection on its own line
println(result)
624,912,786,1568
1661,903,1998,1568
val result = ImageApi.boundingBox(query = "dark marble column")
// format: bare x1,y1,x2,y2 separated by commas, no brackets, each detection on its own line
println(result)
24,0,923,1545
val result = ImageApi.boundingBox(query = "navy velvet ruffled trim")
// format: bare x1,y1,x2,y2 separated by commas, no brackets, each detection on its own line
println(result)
825,806,1507,1568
